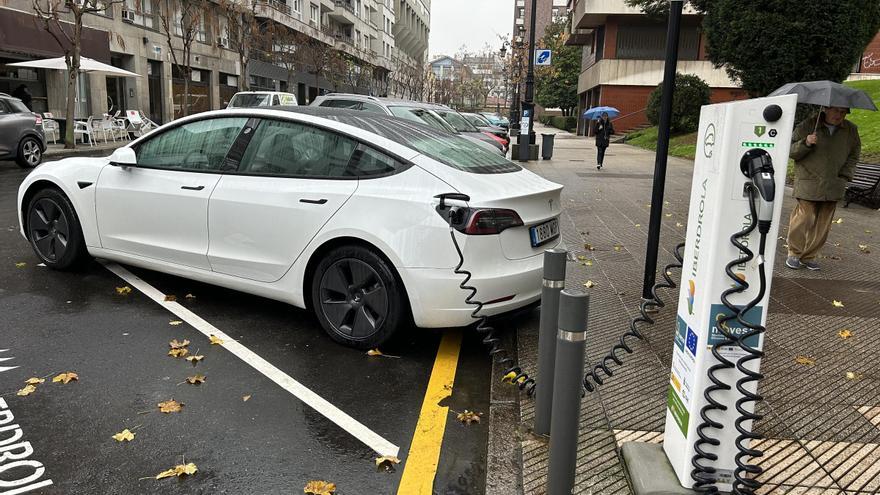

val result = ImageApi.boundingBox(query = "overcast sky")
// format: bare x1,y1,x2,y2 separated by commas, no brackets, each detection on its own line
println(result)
428,0,514,59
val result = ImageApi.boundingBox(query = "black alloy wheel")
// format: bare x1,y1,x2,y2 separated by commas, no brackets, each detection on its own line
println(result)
312,246,406,349
26,188,89,270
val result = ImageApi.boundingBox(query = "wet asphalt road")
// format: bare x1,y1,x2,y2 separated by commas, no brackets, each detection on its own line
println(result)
0,160,496,494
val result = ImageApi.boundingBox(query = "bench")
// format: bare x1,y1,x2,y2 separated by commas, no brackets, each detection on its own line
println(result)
844,162,880,208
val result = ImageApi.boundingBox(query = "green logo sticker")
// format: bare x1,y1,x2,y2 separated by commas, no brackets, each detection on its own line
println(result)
754,125,766,137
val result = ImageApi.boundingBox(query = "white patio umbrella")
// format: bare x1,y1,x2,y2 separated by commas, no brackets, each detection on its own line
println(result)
7,56,141,77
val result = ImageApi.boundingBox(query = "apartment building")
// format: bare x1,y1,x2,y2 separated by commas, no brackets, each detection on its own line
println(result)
567,0,746,134
512,0,568,46
0,0,428,124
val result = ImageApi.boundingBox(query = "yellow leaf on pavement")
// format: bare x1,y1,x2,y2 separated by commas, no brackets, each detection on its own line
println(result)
155,462,197,479
185,293,196,300
795,356,816,366
304,480,336,495
186,374,206,385
186,355,204,365
833,218,843,224
242,395,251,402
676,222,684,227
859,244,870,253
169,339,190,349
613,245,622,251
838,329,853,339
366,348,383,357
665,213,673,217
168,348,189,358
25,377,45,385
112,429,135,442
832,300,845,308
158,399,183,413
52,372,78,384
846,371,862,381
584,243,594,251
169,320,183,326
16,384,36,396
456,410,482,425
584,280,596,288
209,335,224,345
115,286,132,295
501,371,517,383
14,262,26,268
375,455,400,471
164,295,177,302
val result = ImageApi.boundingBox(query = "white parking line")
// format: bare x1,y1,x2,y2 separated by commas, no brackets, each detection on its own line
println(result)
102,261,399,458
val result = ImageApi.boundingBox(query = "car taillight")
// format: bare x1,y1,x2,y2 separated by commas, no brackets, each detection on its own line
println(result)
463,208,523,235
33,113,42,125
483,131,507,147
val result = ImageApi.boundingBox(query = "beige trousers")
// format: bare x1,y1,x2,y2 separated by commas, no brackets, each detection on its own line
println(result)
787,199,837,261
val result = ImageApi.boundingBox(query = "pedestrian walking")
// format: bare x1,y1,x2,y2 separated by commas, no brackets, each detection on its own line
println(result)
786,107,861,270
593,113,614,170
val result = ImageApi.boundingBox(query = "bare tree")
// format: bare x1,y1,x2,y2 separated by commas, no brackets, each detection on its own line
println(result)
296,37,336,102
159,0,206,117
33,0,124,147
217,0,262,91
270,27,306,92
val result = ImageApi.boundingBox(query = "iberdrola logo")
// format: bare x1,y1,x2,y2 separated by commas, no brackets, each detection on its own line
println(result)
687,280,696,315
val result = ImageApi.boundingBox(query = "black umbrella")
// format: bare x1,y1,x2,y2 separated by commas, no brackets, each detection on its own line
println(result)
769,80,877,111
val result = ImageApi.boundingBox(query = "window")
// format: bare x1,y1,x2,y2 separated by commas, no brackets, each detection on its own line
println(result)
360,102,385,114
518,7,524,17
310,3,319,24
388,107,456,133
404,135,520,174
293,0,303,12
237,119,357,177
321,99,361,109
348,144,402,176
136,117,247,171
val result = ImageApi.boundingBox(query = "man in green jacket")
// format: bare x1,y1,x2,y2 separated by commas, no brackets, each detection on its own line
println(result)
786,107,861,270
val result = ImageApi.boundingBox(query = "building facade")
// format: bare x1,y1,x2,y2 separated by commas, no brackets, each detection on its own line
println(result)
513,0,568,46
0,0,429,125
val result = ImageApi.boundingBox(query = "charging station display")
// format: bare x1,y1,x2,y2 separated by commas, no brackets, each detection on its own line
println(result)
662,95,798,490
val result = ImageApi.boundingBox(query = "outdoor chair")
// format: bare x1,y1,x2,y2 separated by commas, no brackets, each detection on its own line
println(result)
844,162,880,209
73,119,94,146
125,110,155,138
41,114,60,144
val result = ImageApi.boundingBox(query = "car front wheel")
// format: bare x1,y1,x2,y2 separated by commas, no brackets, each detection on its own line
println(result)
16,137,42,168
26,188,90,270
311,245,406,349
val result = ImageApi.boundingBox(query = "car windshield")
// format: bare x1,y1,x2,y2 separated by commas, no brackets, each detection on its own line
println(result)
229,94,271,108
388,106,457,133
435,110,479,132
406,133,520,174
464,114,488,127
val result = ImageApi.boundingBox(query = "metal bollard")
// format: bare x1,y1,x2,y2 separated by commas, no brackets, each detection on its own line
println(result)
547,291,589,495
534,248,568,436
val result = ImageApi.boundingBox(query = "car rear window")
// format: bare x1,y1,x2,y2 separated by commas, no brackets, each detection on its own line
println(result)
407,134,521,174
229,94,271,108
435,110,479,133
388,106,456,133
6,98,30,113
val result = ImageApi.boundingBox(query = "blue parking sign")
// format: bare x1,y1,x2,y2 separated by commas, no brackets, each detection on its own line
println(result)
535,49,552,66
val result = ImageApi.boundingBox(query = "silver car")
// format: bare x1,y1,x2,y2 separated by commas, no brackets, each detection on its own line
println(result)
0,93,45,168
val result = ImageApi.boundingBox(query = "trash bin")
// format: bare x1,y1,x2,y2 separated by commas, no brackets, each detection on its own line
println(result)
541,133,556,160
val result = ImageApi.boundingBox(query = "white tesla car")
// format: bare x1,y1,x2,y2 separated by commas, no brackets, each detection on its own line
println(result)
17,107,563,348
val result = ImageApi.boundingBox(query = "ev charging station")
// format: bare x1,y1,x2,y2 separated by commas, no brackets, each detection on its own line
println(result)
661,94,798,490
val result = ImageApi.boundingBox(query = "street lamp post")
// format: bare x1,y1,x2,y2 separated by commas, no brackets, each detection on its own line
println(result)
518,0,538,162
501,37,525,133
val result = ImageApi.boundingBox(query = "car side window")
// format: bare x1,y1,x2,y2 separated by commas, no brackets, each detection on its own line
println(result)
347,144,403,177
360,102,385,115
237,119,357,177
323,99,360,110
135,117,247,172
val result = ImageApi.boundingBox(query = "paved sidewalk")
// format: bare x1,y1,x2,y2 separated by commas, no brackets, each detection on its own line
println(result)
44,140,121,160
501,123,880,494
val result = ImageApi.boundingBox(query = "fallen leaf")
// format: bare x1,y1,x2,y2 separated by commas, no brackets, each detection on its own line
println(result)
665,213,673,217
366,348,383,357
168,348,189,358
584,243,594,251
155,462,197,480
14,262,26,268
169,320,183,326
584,280,596,288
185,293,196,300
858,244,870,254
25,377,45,385
501,371,517,383
576,255,587,261
186,374,206,385
16,384,36,396
795,356,816,366
209,335,224,345
839,329,853,340
375,455,400,471
457,410,482,425
112,429,135,442
829,255,842,260
846,371,862,381
242,395,251,402
584,259,593,266
834,242,842,247
169,339,190,349
613,245,622,251
832,300,845,308
634,224,641,227
676,222,684,227
185,355,204,365
866,230,873,234
52,372,78,384
116,286,132,295
833,218,843,224
158,399,183,413
164,295,177,302
304,480,337,495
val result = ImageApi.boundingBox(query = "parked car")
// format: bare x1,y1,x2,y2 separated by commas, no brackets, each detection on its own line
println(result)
311,94,505,154
18,107,562,349
0,92,45,168
463,112,510,147
227,91,298,109
426,106,509,154
479,112,510,129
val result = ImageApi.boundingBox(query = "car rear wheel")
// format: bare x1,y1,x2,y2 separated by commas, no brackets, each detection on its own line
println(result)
26,188,90,270
16,137,42,168
311,245,406,349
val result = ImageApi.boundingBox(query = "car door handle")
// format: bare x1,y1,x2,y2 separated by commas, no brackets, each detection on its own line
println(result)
181,185,205,191
299,198,328,205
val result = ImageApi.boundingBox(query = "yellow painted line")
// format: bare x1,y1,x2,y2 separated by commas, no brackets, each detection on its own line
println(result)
397,329,463,495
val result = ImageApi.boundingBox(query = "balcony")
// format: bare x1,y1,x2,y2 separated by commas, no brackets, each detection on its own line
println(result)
254,1,335,45
577,58,736,92
571,0,700,29
329,0,358,24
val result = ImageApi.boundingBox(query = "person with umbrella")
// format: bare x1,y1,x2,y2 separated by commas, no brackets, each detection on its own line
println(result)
769,81,875,270
583,106,619,170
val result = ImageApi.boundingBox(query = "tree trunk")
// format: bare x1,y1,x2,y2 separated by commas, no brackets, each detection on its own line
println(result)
64,20,83,149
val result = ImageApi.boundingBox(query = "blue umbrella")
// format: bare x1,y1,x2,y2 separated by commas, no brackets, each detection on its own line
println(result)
582,106,620,120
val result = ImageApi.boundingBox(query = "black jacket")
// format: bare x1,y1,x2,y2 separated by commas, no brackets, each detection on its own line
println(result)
593,119,614,148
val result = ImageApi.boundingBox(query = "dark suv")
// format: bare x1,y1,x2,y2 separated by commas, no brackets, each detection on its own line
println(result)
0,93,45,168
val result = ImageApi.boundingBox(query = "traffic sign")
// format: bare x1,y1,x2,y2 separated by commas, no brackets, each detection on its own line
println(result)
535,49,552,66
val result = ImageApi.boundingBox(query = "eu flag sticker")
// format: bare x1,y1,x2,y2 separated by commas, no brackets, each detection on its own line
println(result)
686,327,698,357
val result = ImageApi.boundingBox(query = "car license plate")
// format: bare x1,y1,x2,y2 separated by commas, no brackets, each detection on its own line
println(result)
529,218,559,247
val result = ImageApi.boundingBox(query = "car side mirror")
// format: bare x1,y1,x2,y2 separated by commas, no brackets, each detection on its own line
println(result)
109,147,137,167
